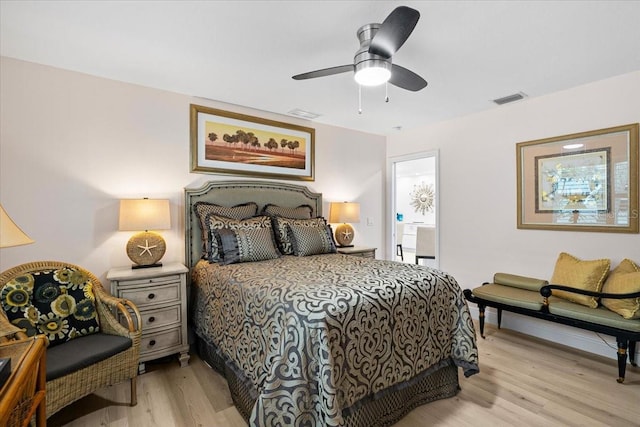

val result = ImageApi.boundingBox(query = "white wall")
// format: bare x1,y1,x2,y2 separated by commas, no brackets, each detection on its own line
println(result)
0,57,386,280
387,70,640,360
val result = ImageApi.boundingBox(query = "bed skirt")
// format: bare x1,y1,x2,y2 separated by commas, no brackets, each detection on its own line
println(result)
197,336,460,427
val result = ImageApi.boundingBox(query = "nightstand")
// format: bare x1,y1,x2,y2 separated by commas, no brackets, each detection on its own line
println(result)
107,262,189,374
337,246,377,258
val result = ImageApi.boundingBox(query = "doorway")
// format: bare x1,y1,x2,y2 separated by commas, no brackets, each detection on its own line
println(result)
388,151,438,268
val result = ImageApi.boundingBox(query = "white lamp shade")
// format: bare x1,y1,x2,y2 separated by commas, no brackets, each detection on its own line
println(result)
119,199,171,231
329,202,360,224
0,204,35,248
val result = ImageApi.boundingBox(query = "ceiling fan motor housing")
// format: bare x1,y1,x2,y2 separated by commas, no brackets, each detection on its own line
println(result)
354,23,392,84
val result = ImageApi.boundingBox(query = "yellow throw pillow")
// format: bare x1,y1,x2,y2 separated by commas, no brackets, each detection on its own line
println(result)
601,259,640,319
550,252,610,308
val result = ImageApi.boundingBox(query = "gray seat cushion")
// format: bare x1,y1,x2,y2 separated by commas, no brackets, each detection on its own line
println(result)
472,283,545,311
46,333,132,381
548,297,640,332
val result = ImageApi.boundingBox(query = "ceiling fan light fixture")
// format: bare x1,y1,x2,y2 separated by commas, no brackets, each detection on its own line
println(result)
354,61,391,86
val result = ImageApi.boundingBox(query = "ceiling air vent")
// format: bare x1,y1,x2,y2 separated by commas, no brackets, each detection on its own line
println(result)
287,108,321,120
492,92,527,105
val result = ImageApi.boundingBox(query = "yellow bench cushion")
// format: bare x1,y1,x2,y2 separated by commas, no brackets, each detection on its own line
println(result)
601,259,640,320
550,252,610,308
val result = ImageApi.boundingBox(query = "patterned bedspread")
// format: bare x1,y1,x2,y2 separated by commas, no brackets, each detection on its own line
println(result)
192,254,479,426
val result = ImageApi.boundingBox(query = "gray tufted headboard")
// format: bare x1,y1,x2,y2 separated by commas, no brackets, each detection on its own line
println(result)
184,180,322,268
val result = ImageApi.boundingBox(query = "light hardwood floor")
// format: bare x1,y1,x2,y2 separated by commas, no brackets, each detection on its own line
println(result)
48,325,640,427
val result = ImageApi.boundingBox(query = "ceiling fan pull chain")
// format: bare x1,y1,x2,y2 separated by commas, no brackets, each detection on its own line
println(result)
358,84,362,114
385,82,389,103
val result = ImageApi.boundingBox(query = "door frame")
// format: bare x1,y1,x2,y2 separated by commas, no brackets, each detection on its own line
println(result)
386,150,439,267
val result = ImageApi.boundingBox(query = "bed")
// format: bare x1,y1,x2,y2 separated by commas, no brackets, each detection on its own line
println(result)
184,180,479,427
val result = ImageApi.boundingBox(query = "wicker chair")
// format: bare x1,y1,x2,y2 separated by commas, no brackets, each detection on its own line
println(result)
0,261,142,418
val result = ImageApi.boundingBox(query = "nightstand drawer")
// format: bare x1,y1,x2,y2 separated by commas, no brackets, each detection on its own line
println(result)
353,251,375,258
140,305,181,330
119,283,180,307
140,327,182,356
119,274,181,287
337,246,376,258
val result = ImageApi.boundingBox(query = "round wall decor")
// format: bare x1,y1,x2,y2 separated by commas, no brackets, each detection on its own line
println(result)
410,182,435,215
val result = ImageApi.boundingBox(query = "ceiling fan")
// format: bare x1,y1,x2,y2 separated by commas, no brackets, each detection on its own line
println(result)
292,6,427,92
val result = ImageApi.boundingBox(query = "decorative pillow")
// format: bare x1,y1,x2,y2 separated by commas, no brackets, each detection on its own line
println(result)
214,227,281,265
1,267,100,347
601,259,640,319
193,202,258,259
272,217,327,255
205,214,276,263
287,223,337,257
550,252,610,308
262,204,313,219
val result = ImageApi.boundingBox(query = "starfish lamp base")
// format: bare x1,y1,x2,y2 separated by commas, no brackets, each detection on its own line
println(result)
126,231,166,269
334,223,355,247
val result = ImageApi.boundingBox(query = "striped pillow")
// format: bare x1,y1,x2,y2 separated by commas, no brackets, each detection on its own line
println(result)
287,223,337,257
272,217,327,255
214,227,281,265
205,214,274,263
194,202,258,258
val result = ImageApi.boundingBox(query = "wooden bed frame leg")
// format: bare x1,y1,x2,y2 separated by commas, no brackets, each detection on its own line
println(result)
629,341,637,367
616,340,628,384
478,305,486,339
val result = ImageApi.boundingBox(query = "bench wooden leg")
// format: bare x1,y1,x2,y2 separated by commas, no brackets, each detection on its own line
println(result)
497,308,502,329
478,305,486,339
629,341,637,367
616,340,628,384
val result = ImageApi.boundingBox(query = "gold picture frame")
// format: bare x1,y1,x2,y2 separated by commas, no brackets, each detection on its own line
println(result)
190,104,315,181
516,123,639,233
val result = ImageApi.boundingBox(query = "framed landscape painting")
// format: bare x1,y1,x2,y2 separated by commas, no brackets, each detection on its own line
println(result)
516,123,639,233
190,104,315,181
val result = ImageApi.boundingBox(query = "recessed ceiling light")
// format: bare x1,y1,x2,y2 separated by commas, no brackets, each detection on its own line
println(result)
287,108,321,120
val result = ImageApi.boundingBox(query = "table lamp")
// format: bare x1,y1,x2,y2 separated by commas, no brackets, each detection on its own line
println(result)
329,202,360,247
119,198,170,269
0,204,34,248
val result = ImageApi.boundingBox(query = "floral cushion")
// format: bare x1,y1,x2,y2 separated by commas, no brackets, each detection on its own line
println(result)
1,267,100,347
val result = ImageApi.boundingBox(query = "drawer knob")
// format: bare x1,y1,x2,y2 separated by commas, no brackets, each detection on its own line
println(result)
149,340,156,346
148,316,155,323
148,293,155,300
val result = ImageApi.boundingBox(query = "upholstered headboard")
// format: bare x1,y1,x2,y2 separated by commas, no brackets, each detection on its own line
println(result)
184,180,323,268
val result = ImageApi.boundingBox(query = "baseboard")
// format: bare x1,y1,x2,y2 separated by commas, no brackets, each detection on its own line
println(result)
468,306,639,362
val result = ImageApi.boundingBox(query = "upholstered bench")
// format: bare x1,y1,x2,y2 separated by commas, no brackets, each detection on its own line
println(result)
464,254,640,383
